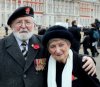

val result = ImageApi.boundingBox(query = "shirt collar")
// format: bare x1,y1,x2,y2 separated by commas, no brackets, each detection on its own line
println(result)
15,37,29,47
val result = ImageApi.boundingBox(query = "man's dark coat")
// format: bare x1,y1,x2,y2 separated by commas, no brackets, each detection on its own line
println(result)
0,33,47,87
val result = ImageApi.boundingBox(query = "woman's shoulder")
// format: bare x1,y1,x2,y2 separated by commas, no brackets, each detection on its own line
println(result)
73,51,83,62
73,51,84,71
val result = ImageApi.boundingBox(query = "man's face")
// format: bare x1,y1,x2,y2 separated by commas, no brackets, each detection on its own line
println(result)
11,16,35,41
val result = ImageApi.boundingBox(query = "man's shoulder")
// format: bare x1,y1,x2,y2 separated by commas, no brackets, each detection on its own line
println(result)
34,34,43,41
73,51,83,64
0,37,6,43
0,37,7,50
0,34,14,46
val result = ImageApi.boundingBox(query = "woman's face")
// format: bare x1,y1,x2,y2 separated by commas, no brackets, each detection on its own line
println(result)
48,38,71,63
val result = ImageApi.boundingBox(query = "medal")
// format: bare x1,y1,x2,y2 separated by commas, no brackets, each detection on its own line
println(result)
34,58,46,71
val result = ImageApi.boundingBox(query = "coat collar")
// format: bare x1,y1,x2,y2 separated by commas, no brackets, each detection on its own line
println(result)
5,33,41,71
5,33,25,68
24,35,41,72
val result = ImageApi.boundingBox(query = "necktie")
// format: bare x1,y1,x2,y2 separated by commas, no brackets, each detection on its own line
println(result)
21,41,27,60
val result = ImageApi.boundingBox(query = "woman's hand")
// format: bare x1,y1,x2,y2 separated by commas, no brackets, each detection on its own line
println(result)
82,56,96,76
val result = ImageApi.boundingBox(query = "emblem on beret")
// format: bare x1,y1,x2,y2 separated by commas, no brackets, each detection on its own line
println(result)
25,7,30,14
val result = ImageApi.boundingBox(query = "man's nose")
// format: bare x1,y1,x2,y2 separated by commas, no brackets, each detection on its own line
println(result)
21,21,26,28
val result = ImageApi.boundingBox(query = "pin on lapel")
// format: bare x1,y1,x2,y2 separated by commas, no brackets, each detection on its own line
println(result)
32,43,40,50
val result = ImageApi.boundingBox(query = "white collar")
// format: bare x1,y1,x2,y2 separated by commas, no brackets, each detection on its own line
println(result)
48,49,73,87
15,37,29,47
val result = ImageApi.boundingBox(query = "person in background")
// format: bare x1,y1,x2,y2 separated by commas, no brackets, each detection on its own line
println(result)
89,23,99,57
68,20,81,53
94,18,100,30
65,18,69,28
38,28,46,35
42,25,100,87
94,19,100,48
4,25,9,35
0,6,97,87
81,31,91,55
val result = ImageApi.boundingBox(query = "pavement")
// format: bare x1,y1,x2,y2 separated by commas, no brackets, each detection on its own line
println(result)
0,28,100,80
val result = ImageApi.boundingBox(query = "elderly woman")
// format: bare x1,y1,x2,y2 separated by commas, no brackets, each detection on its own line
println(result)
42,25,100,87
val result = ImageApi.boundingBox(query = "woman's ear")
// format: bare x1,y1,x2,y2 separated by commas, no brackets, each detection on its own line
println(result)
68,43,71,48
66,40,71,48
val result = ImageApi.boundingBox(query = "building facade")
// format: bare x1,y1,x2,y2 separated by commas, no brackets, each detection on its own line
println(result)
0,0,100,27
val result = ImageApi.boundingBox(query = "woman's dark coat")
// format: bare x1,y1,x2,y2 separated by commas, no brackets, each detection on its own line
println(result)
72,52,100,87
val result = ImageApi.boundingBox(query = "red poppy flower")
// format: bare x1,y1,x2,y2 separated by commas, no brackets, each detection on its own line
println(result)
72,74,78,81
72,74,75,81
32,44,40,49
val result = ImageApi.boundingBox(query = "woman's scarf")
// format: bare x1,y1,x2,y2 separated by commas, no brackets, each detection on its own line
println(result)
47,49,73,87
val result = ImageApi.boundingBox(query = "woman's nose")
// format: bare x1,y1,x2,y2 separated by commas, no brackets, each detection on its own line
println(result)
55,47,61,53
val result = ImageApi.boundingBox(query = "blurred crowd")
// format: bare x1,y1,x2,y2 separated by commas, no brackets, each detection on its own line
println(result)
0,18,100,58
37,18,100,58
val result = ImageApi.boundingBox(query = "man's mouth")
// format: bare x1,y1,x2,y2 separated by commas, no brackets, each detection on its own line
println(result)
20,31,28,33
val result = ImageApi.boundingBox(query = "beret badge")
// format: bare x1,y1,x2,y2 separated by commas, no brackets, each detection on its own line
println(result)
25,7,30,14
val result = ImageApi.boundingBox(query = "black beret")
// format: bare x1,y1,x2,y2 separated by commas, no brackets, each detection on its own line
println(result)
7,6,34,26
42,25,73,47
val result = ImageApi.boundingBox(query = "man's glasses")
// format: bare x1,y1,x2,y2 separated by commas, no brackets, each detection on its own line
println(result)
15,21,34,26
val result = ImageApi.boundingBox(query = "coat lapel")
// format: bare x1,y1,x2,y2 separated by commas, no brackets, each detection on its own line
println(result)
5,34,26,69
24,35,40,72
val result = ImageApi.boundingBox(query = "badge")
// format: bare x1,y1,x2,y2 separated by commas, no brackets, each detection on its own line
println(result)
25,7,30,14
72,74,78,81
32,43,40,50
34,58,46,71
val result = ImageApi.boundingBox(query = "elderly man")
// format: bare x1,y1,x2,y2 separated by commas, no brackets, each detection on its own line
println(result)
0,6,46,87
0,6,96,87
